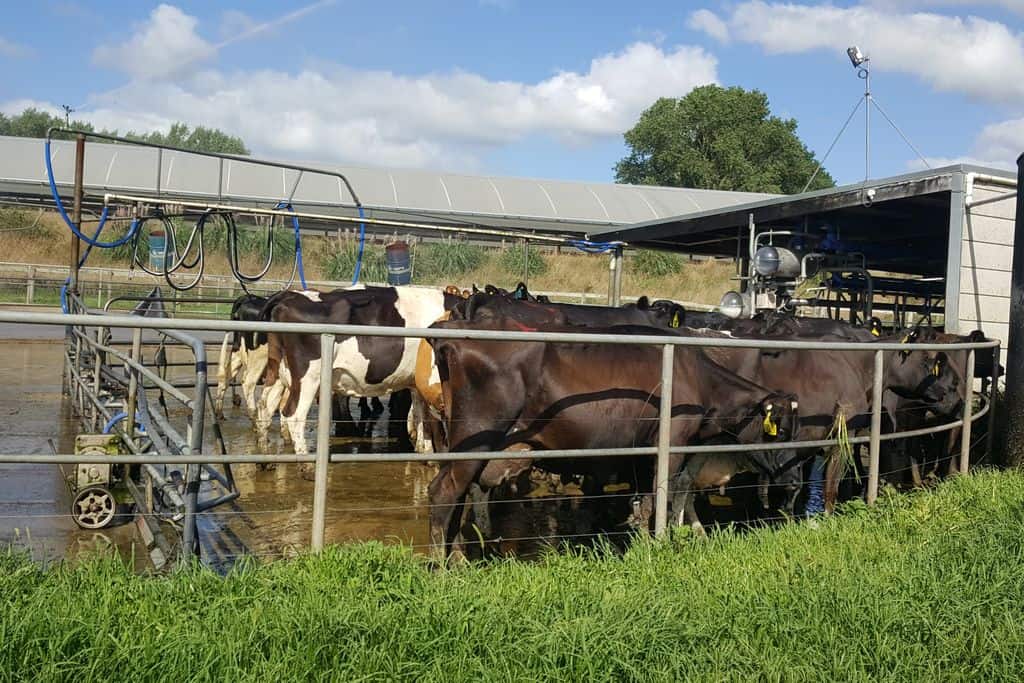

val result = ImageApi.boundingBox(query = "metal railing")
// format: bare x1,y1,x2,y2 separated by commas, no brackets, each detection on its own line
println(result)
0,306,1000,562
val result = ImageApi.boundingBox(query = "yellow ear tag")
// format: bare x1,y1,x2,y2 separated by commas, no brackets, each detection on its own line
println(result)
933,362,941,376
762,406,778,436
901,334,910,343
671,311,680,328
871,328,880,337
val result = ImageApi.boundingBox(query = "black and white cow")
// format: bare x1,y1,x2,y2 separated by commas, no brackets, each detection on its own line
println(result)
258,286,463,458
214,294,269,421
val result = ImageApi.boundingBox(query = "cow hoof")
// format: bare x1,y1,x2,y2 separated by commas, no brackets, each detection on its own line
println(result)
213,410,225,421
690,521,707,538
232,395,242,407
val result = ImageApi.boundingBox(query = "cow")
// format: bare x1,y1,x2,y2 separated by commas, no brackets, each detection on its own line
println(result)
257,285,465,461
213,294,269,421
411,293,690,454
424,317,800,559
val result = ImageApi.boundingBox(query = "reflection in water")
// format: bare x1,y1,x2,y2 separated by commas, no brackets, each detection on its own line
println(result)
1,341,629,571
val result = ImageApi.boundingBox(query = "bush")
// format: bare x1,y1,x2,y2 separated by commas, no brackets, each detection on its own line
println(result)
323,239,387,283
414,239,486,282
631,248,682,277
0,207,53,238
498,243,548,278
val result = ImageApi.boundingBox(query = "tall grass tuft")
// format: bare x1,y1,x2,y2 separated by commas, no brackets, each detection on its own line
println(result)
631,248,682,277
414,239,486,281
323,239,388,283
499,243,548,278
2,471,1024,681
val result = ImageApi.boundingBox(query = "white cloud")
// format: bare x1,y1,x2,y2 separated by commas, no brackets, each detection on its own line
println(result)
15,25,717,170
908,117,1024,171
687,9,730,43
703,2,1024,103
92,4,215,80
0,36,31,58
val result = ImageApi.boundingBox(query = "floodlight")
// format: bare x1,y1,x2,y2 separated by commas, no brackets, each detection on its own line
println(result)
719,291,747,319
847,46,868,68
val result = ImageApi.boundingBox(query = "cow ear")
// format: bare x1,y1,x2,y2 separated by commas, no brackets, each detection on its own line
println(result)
485,284,499,296
933,352,948,376
514,282,528,300
636,296,650,310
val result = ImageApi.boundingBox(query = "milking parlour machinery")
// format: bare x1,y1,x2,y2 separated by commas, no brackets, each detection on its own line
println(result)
716,223,945,330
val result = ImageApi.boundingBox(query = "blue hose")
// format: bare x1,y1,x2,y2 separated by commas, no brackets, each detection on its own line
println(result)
102,411,145,434
352,205,366,284
44,138,141,248
60,215,109,313
275,202,307,289
569,239,618,254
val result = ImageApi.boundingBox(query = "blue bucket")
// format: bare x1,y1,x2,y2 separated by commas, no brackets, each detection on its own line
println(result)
385,241,412,285
148,231,166,271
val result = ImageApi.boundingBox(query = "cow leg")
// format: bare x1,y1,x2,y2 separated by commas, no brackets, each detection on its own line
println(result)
241,345,268,422
428,459,485,564
823,448,843,514
408,392,434,454
256,379,285,450
213,333,233,420
281,362,320,463
670,455,706,536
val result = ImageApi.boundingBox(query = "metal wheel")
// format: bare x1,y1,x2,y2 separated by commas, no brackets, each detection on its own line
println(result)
72,486,116,529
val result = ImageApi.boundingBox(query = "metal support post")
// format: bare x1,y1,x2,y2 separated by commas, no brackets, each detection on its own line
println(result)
180,339,208,562
521,239,529,287
68,134,85,295
609,247,624,307
92,326,104,430
1004,153,1024,467
311,333,334,551
986,346,1000,464
654,343,674,537
960,349,975,475
866,349,884,505
125,328,142,439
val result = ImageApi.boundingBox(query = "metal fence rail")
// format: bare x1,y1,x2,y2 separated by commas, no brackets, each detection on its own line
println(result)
0,306,1000,564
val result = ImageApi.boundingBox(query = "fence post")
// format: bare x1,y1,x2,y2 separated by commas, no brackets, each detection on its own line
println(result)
25,267,34,304
960,349,975,475
654,343,674,537
866,349,884,505
311,333,334,551
986,345,1000,464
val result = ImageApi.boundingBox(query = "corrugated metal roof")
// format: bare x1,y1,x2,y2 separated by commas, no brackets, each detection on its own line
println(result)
0,135,774,236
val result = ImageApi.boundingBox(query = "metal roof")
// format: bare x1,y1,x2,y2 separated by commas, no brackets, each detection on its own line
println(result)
0,135,773,237
590,164,1017,276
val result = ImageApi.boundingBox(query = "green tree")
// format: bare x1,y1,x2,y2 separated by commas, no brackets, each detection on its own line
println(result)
0,108,249,155
615,85,834,194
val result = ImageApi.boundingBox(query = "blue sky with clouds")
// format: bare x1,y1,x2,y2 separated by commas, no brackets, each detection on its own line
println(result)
1,1,1022,186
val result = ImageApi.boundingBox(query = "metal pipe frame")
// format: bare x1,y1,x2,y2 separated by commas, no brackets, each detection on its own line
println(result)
47,127,363,207
20,302,998,559
8,310,998,352
103,193,615,247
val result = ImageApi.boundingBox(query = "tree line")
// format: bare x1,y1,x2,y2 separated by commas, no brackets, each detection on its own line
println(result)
0,107,249,155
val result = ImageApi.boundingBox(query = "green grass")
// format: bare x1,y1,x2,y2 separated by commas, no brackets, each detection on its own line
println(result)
414,238,486,281
3,470,1024,681
498,243,548,278
631,249,683,277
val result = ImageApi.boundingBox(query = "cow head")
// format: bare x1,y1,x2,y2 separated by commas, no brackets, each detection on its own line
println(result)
868,316,883,337
759,393,800,442
636,298,687,328
887,333,965,417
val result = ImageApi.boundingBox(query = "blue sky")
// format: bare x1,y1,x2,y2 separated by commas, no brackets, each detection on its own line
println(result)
1,1,1022,187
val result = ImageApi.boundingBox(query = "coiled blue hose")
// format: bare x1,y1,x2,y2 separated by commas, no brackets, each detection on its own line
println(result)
44,138,140,248
275,202,307,289
352,205,366,284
